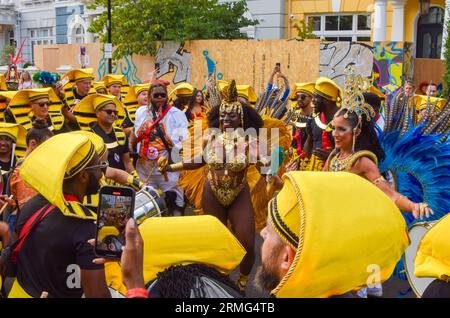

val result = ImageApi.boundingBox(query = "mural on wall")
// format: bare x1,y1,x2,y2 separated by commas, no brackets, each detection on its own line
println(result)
98,54,141,85
155,42,192,84
373,41,405,95
320,42,374,88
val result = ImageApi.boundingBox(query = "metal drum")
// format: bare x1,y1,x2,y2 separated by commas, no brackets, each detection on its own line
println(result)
134,186,167,225
403,221,436,298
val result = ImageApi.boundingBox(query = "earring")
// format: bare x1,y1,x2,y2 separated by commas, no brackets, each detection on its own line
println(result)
352,128,357,152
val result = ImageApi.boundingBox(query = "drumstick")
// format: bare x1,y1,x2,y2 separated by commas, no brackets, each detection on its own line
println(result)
0,195,13,216
40,291,48,298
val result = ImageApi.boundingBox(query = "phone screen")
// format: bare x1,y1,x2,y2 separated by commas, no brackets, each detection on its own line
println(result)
95,186,135,258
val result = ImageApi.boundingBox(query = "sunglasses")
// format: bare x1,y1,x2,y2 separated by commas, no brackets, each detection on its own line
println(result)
152,93,167,99
85,161,109,171
34,101,49,107
101,109,119,116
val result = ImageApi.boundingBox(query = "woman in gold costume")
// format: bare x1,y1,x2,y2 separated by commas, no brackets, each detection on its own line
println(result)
323,68,432,220
162,80,266,292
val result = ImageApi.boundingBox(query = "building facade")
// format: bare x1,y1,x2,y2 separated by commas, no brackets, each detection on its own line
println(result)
287,0,448,59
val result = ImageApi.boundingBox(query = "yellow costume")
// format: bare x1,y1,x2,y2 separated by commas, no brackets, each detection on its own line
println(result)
269,171,409,297
62,68,95,109
168,82,194,102
123,83,150,124
104,215,246,295
7,88,65,132
0,74,7,91
0,91,16,122
414,213,450,282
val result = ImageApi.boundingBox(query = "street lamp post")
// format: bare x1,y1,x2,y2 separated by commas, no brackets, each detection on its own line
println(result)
107,0,112,73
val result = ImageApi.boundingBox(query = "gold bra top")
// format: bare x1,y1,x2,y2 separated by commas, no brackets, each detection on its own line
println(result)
205,137,249,173
327,150,378,172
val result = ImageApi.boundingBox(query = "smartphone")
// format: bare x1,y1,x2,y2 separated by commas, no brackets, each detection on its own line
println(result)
94,185,135,259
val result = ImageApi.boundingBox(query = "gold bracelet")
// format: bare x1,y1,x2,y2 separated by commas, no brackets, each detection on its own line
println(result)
373,176,387,186
169,162,184,172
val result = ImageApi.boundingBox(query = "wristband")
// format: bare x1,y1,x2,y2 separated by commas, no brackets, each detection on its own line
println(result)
125,288,148,298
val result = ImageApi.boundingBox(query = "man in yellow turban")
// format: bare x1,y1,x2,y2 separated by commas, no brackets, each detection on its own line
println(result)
8,134,111,298
61,68,95,109
302,77,342,171
254,171,409,298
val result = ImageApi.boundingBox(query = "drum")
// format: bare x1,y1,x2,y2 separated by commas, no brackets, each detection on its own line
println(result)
134,186,167,225
403,221,436,297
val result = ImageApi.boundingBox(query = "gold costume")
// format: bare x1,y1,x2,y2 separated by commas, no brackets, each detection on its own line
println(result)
325,150,378,172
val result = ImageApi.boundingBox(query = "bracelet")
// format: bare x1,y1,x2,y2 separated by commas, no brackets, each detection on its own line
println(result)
372,176,387,186
125,288,148,298
169,162,184,172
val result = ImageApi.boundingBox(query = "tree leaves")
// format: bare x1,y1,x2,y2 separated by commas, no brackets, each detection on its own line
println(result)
87,0,258,59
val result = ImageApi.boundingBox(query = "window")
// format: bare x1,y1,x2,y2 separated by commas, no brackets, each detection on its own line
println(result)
307,13,372,42
72,25,85,44
28,28,54,46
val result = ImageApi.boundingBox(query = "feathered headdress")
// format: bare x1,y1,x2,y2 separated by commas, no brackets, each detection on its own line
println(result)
32,71,60,87
337,65,376,127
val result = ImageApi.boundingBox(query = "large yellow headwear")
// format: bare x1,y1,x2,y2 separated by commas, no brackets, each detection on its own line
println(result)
69,130,107,159
7,88,64,131
314,77,343,105
124,83,150,106
19,133,98,220
291,82,315,98
168,82,194,100
0,91,16,122
236,85,257,104
269,171,409,298
414,214,450,282
102,74,127,87
92,81,107,93
62,68,95,89
413,95,447,111
72,93,126,130
0,123,27,160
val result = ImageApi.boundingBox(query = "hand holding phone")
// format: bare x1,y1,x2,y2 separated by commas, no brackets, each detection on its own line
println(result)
95,186,135,259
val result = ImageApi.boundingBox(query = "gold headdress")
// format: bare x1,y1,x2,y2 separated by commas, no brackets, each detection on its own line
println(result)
219,80,243,128
338,65,376,124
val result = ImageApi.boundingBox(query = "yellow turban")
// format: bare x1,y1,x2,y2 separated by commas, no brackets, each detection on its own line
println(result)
19,133,98,220
7,88,65,131
124,83,150,106
289,82,315,100
62,68,95,89
415,214,450,282
70,130,107,159
314,77,343,105
236,85,258,104
72,93,125,130
102,74,127,87
169,82,194,100
269,171,409,298
93,81,107,93
0,123,27,159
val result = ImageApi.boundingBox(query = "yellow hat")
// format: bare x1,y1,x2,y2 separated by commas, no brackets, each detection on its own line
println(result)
169,82,194,100
413,95,447,111
414,214,450,281
102,74,128,87
124,83,150,106
19,133,98,220
93,81,107,93
0,74,6,91
269,171,409,298
70,130,107,159
62,68,95,89
314,77,343,104
72,93,126,130
7,88,65,131
0,123,27,159
0,91,16,121
289,82,315,100
236,85,258,104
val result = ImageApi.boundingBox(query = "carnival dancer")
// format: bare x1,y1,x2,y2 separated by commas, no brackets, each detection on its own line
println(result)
302,77,342,171
132,82,188,216
255,171,409,297
8,134,111,298
73,93,134,174
185,88,209,122
7,88,66,133
161,80,267,293
323,67,433,220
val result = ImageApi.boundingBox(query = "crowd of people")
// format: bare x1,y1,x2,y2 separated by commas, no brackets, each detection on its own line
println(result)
0,60,448,299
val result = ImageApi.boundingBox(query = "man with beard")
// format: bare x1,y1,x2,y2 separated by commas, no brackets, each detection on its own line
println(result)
7,134,111,298
302,78,342,171
253,171,409,298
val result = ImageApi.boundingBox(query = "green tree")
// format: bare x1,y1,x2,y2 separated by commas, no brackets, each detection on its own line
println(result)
87,0,258,59
1,44,16,65
293,19,317,40
442,8,450,98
